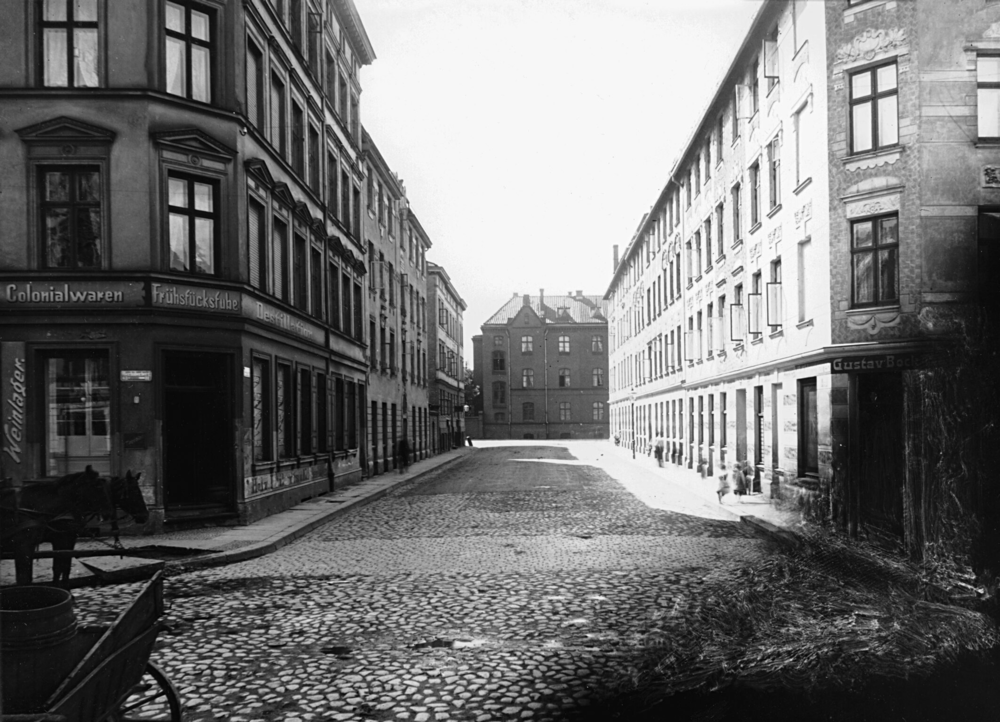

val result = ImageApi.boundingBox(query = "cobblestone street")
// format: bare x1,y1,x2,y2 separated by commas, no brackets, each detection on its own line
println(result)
75,443,769,721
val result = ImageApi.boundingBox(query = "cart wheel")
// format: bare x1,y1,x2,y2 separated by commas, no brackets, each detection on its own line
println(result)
112,661,184,721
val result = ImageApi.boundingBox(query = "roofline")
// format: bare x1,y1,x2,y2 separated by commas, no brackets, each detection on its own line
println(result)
605,0,780,299
406,209,433,248
333,0,376,65
361,127,403,198
428,262,467,310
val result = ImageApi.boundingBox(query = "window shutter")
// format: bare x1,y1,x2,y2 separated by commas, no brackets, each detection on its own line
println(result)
730,303,745,342
747,293,762,335
248,200,262,288
763,39,779,79
767,282,784,327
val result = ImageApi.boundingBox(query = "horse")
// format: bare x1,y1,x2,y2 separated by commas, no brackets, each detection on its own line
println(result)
1,466,149,585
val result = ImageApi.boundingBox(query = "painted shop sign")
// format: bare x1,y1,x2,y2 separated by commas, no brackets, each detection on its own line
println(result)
120,370,153,382
2,281,143,307
830,352,936,373
2,342,28,484
151,283,240,312
242,296,321,343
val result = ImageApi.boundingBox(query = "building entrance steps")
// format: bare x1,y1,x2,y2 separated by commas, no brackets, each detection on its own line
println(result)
0,448,473,587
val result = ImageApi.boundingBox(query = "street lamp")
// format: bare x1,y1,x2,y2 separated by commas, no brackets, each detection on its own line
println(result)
628,387,637,460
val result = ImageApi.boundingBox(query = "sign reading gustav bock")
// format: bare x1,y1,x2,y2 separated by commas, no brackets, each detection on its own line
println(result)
2,342,28,484
830,352,937,373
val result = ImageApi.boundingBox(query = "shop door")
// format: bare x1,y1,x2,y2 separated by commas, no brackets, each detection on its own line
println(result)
163,351,234,515
857,373,904,535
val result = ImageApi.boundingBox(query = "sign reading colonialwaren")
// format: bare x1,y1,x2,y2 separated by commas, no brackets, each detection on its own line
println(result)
1,281,144,307
830,352,937,373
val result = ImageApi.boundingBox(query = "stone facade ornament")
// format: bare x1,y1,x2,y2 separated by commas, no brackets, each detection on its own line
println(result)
834,28,907,66
985,22,1000,39
845,193,901,220
847,311,900,335
794,201,813,228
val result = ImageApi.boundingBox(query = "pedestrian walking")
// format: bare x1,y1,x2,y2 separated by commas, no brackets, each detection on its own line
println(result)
653,432,665,467
731,461,748,502
397,437,410,474
716,462,731,503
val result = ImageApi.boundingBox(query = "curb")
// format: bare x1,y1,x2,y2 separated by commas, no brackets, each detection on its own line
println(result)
739,514,804,549
165,451,471,575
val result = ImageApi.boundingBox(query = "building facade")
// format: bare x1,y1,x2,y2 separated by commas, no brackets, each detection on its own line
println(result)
477,292,609,440
606,0,995,553
0,0,456,532
427,263,465,452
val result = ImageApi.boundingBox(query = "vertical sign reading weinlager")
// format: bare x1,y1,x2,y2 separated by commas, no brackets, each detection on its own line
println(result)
2,342,28,484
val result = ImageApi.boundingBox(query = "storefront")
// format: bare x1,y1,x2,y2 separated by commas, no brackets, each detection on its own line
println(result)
0,276,367,531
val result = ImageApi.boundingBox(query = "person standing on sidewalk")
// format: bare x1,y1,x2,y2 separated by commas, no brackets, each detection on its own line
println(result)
653,432,665,467
717,462,732,503
397,437,410,474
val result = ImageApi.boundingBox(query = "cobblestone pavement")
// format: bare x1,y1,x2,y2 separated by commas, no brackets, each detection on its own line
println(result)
73,444,769,721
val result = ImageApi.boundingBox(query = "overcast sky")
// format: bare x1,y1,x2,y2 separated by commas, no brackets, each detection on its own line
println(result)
358,0,764,358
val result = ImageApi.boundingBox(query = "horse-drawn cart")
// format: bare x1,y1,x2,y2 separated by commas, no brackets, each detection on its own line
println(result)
1,570,183,721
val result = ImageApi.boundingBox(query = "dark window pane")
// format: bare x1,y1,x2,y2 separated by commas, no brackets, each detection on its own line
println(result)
76,208,101,267
44,171,70,202
879,248,898,301
854,252,874,304
45,209,71,267
879,216,898,245
77,171,100,202
853,220,873,248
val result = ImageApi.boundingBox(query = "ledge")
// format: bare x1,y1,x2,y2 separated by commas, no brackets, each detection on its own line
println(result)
793,177,813,195
749,222,762,235
842,146,903,172
769,328,784,339
767,203,783,219
796,318,815,329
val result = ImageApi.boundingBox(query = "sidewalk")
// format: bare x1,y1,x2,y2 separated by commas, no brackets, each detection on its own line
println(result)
2,447,473,587
600,442,805,544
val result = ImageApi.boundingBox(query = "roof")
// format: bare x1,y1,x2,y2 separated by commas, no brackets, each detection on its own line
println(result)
333,0,376,65
484,294,609,326
428,262,467,310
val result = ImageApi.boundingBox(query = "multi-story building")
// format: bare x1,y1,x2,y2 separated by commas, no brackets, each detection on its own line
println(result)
400,206,432,462
606,0,999,554
0,0,377,530
477,292,609,440
427,263,465,452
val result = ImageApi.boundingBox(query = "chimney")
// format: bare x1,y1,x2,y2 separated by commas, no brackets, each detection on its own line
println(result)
576,290,582,297
522,294,530,307
539,288,544,306
613,244,619,270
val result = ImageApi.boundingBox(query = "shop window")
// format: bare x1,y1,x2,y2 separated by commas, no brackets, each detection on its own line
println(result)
798,378,818,477
39,0,100,87
44,351,110,477
39,166,103,269
276,362,293,458
252,357,272,462
167,172,218,275
851,214,898,307
165,1,213,103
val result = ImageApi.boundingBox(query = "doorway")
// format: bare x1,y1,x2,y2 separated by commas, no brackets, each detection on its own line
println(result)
857,373,904,535
162,351,234,517
735,389,747,464
753,385,764,493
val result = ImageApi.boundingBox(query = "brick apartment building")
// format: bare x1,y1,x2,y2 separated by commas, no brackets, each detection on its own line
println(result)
476,292,609,440
605,0,996,552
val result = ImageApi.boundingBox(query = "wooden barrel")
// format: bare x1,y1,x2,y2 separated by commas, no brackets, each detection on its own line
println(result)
1,585,78,713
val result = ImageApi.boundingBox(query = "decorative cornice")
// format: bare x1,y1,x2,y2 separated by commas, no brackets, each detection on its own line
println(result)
834,28,907,67
16,116,115,143
151,128,236,161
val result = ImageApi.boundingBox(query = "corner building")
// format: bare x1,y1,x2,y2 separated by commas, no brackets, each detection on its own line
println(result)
427,263,465,452
606,0,995,553
0,0,376,530
477,292,609,440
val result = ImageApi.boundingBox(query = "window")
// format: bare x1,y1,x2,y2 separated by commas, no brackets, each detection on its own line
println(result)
797,238,811,322
768,137,781,209
40,0,99,87
850,62,898,154
308,125,320,192
522,369,534,388
43,352,110,476
732,182,742,243
168,173,217,275
559,402,571,422
522,402,535,421
558,335,570,353
704,140,711,181
593,402,605,421
732,89,741,139
979,56,1000,139
704,219,712,268
492,350,505,372
731,283,745,343
749,161,761,227
273,216,288,301
293,233,307,310
694,156,701,195
749,272,762,336
521,335,533,353
248,197,266,289
276,363,293,458
592,368,604,387
247,40,264,130
792,103,806,186
350,93,359,139
291,101,305,177
715,204,725,257
270,73,287,157
39,166,103,269
852,214,899,307
558,368,571,387
768,259,783,328
494,412,506,423
492,381,506,405
165,1,212,102
317,373,328,453
310,247,322,317
764,25,779,91
706,303,714,356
